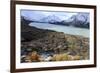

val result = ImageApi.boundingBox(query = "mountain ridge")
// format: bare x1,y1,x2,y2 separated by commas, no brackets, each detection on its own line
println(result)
22,13,89,29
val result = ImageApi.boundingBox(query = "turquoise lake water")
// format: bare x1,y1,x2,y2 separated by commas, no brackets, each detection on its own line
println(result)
29,22,89,37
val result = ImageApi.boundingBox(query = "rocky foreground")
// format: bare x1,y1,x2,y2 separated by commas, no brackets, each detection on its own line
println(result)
21,17,89,63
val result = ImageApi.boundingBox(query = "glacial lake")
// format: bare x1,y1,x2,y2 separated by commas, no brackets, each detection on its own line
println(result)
29,22,90,37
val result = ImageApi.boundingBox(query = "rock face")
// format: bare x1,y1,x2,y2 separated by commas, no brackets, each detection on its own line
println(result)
21,16,89,62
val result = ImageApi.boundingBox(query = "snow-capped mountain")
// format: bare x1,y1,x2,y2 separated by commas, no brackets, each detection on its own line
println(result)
39,15,61,23
21,12,89,29
61,13,90,28
70,13,89,23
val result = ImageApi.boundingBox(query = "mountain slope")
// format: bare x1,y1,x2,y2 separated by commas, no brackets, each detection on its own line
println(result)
21,16,56,41
61,13,89,28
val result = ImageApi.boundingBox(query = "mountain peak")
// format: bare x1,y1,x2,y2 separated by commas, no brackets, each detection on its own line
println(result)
40,15,61,23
